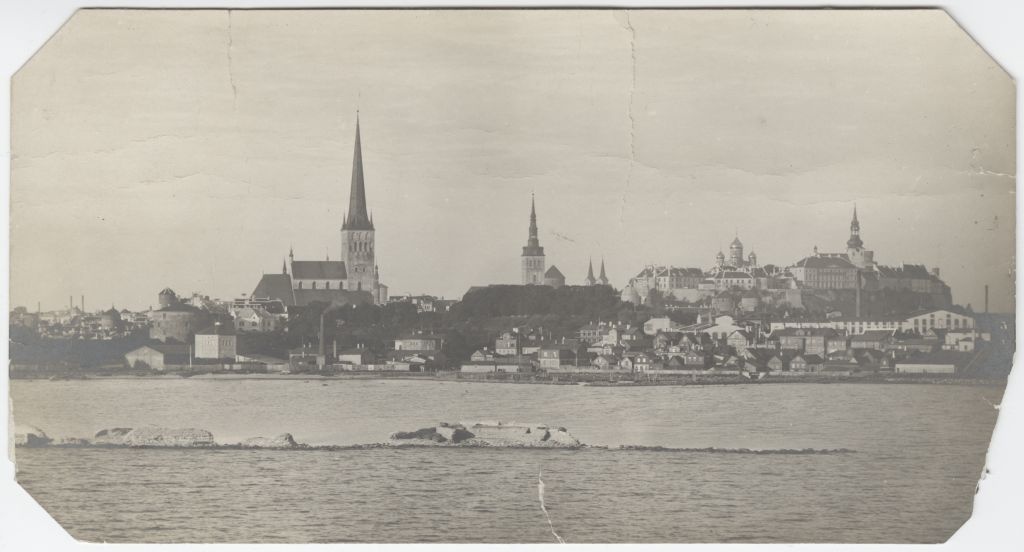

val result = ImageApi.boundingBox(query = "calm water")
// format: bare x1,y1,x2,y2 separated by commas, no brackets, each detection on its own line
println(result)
10,379,1005,543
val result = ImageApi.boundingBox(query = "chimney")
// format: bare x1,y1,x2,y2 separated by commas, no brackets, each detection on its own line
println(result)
855,271,862,318
81,295,85,313
931,267,940,278
69,295,73,311
985,285,989,314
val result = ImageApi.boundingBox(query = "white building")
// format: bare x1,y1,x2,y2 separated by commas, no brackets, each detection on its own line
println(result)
194,323,237,360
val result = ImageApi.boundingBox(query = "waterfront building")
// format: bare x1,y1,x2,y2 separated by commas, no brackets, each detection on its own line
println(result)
124,343,189,371
194,323,237,360
773,328,839,356
394,333,444,352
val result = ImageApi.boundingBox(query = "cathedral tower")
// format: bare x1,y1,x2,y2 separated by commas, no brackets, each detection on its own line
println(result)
341,114,378,294
521,194,546,285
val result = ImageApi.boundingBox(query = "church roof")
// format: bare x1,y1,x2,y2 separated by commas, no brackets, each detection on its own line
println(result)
291,261,347,280
544,265,565,279
252,274,295,306
343,114,374,231
730,237,743,247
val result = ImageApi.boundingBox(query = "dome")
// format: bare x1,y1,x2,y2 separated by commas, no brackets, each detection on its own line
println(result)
730,236,743,248
715,250,725,259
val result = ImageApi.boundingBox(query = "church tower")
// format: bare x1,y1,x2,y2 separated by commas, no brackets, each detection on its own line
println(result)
598,258,609,286
521,194,546,285
340,114,378,294
846,205,874,268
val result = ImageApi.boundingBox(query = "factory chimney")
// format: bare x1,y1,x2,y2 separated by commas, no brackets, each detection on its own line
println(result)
985,285,989,314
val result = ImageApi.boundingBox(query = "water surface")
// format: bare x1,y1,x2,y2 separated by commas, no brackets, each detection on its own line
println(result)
10,380,1003,543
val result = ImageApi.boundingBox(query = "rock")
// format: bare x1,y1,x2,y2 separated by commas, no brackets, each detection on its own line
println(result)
13,425,52,447
389,427,450,445
57,437,92,446
93,427,215,447
92,427,133,445
241,433,301,449
390,422,581,448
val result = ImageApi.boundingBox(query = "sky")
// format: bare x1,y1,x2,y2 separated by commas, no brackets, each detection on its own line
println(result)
10,8,1016,312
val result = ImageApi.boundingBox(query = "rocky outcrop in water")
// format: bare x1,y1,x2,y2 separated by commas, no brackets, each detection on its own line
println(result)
389,422,582,448
241,433,302,449
92,427,215,447
14,425,52,447
92,427,133,445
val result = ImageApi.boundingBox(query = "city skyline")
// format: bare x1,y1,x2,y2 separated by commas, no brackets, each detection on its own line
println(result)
11,9,1015,312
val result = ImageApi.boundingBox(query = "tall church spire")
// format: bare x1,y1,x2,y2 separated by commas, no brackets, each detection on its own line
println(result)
528,194,538,244
847,204,863,249
344,113,374,231
585,257,596,285
599,258,609,285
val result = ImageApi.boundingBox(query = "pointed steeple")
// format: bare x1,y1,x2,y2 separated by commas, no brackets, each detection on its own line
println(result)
529,194,538,241
847,204,863,249
522,193,544,256
282,258,288,275
599,258,609,285
585,258,597,285
343,112,374,231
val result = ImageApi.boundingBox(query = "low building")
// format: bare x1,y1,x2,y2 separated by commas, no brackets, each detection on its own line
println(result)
773,328,838,356
124,343,189,371
789,353,824,373
233,307,279,333
394,334,444,352
727,330,753,355
194,323,237,360
337,348,375,365
850,330,894,350
895,353,963,374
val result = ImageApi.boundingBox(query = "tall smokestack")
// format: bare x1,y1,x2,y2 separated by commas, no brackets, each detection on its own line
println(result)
318,312,326,367
69,295,73,311
81,295,85,313
855,271,862,318
985,285,989,314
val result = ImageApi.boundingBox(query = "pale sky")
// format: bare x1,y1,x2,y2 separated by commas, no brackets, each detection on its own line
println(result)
10,9,1016,312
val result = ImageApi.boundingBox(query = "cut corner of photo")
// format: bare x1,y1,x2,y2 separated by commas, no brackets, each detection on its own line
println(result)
2,0,1022,550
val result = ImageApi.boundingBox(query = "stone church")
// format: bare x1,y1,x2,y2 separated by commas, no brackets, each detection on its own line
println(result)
251,115,388,307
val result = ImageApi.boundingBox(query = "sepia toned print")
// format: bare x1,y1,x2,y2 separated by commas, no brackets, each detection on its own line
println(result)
9,9,1015,543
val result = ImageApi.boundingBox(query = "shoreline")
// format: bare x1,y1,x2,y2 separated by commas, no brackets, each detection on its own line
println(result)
11,372,1007,387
